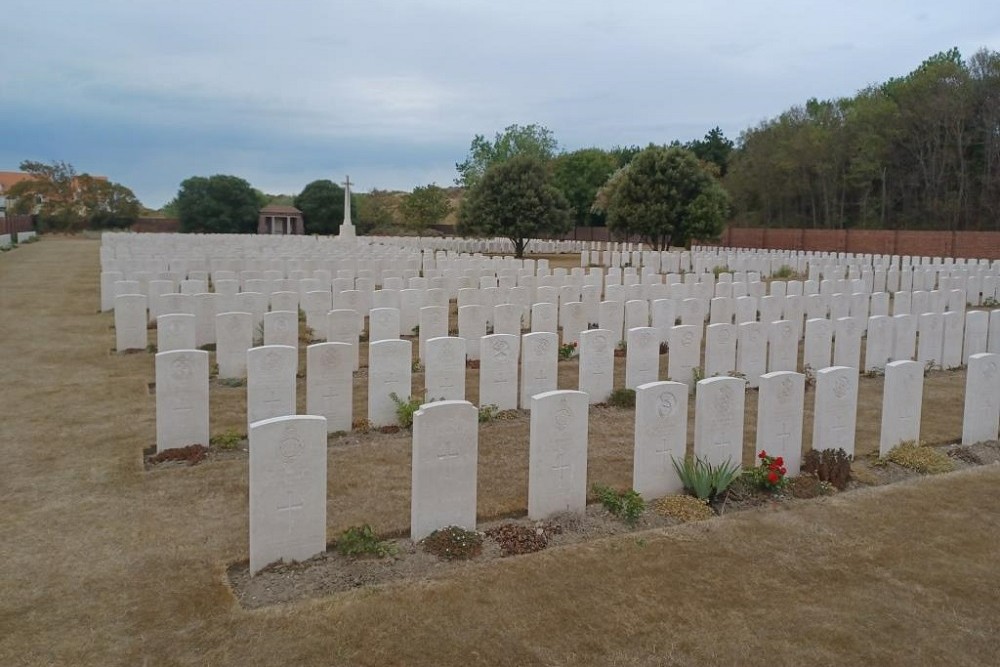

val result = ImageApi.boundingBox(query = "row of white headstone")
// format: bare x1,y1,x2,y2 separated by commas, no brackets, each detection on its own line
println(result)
244,352,1000,573
136,292,998,405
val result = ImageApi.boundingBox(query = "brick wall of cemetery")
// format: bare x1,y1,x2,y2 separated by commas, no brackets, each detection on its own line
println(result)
717,227,1000,260
131,217,181,233
0,214,34,235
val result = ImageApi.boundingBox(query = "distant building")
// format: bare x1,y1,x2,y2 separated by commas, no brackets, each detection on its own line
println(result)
258,204,304,235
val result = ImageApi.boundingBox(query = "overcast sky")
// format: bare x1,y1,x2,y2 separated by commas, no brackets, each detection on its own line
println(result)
3,0,997,207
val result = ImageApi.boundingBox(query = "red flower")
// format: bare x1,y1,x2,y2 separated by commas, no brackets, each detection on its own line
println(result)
780,467,787,475
767,471,779,485
774,456,784,466
758,451,767,459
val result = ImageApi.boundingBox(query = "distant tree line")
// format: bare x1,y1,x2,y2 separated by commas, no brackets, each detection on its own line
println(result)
726,48,1000,231
455,124,731,255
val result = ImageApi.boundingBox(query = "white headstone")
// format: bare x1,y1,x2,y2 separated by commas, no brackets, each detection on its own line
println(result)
963,310,989,363
667,324,701,385
520,332,558,409
767,320,797,373
458,304,486,360
941,310,964,368
425,336,466,401
368,339,413,427
247,345,297,429
578,328,615,403
263,310,299,348
327,309,360,371
962,353,1000,445
192,293,217,348
249,415,327,574
633,381,688,498
114,293,148,352
704,323,736,378
559,301,587,346
892,313,917,361
493,303,523,336
528,390,589,519
418,306,448,361
803,317,832,372
917,312,943,367
216,311,253,379
479,333,519,410
155,350,209,452
864,315,894,372
625,326,659,389
878,360,923,456
306,342,353,433
530,301,557,334
694,376,745,468
833,317,862,370
411,400,479,541
756,371,804,475
737,321,767,388
812,366,858,456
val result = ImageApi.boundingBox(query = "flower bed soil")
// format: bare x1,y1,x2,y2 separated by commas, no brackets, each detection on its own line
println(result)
226,440,1000,609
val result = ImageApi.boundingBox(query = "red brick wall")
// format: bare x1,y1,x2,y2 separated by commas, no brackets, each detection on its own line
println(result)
715,228,1000,259
130,217,181,233
0,215,34,235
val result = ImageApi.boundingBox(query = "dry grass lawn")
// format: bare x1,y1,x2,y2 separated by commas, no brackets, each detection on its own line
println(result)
2,237,999,666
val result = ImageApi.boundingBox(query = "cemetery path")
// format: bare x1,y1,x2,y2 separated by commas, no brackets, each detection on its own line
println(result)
2,238,1000,666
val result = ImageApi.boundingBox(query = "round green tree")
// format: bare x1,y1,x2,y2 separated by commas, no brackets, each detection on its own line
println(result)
175,175,263,234
293,179,345,235
458,154,571,258
606,146,730,250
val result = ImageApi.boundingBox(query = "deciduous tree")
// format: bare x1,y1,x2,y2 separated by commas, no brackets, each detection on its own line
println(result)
455,124,558,189
606,146,729,250
293,179,345,234
458,154,570,257
175,175,264,234
399,184,452,232
7,160,141,231
551,148,618,228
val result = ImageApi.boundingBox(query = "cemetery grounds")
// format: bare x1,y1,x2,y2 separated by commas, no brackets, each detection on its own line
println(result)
2,236,999,666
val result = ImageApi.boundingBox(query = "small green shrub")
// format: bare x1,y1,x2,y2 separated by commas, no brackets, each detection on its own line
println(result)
691,367,705,383
420,526,483,560
558,342,577,360
478,404,501,423
336,524,396,558
885,441,955,474
982,296,999,308
801,448,852,490
712,265,727,278
671,455,742,502
218,377,246,388
607,388,636,408
772,265,795,279
146,343,157,353
591,484,645,526
389,392,423,428
209,430,243,450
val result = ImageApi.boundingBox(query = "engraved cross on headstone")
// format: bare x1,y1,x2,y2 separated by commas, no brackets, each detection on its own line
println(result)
776,421,792,450
276,489,304,535
436,434,461,483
